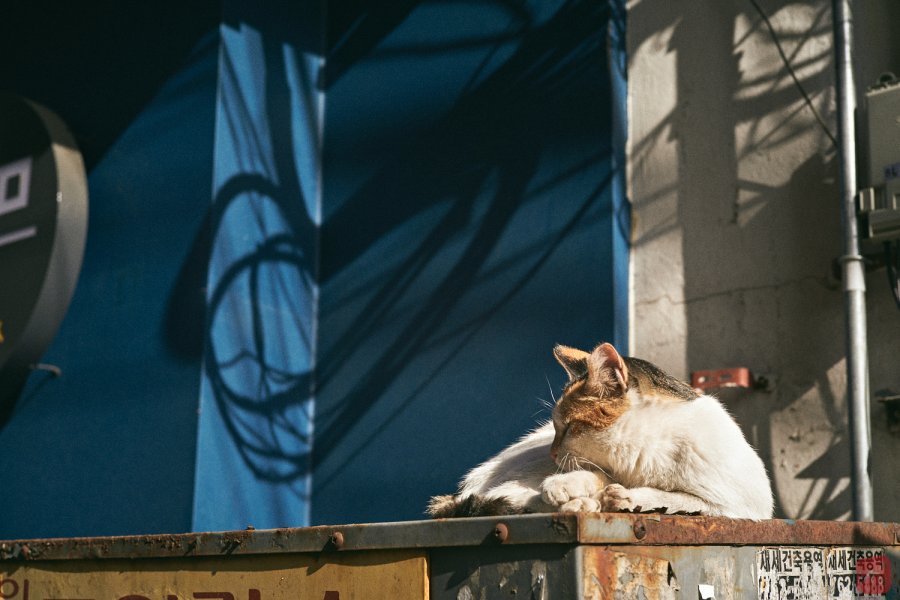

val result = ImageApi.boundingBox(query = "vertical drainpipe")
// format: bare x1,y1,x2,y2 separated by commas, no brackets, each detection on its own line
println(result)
832,0,874,521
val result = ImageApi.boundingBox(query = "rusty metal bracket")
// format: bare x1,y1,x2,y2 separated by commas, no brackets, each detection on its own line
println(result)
691,368,772,393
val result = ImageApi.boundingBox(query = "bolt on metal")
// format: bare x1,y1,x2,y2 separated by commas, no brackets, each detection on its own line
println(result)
494,523,509,543
633,519,647,540
329,531,345,550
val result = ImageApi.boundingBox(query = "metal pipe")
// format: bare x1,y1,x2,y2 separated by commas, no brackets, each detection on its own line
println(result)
832,0,874,521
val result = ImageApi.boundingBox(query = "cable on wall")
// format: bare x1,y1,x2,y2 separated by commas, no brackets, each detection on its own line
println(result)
748,0,839,148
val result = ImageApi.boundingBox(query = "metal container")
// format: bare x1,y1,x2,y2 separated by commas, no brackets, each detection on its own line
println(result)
1,513,897,599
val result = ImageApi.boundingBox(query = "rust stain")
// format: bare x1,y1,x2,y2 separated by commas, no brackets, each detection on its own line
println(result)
549,516,574,537
649,517,899,546
579,513,900,546
582,547,678,600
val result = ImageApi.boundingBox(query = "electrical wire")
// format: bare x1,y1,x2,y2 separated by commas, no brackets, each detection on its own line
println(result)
748,0,839,148
750,2,900,310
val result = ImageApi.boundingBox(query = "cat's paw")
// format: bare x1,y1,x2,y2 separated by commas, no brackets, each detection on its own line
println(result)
600,484,670,513
541,471,603,506
559,497,602,513
600,485,707,515
600,483,641,512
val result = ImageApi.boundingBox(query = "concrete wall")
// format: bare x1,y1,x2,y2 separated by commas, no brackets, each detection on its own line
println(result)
627,0,900,520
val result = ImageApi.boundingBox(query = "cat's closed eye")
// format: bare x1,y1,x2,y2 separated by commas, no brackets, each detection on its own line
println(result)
560,421,586,437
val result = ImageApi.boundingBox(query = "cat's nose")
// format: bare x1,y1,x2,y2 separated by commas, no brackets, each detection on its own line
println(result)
550,447,558,461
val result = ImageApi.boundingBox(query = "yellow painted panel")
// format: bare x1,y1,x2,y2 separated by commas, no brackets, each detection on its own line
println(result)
0,550,427,600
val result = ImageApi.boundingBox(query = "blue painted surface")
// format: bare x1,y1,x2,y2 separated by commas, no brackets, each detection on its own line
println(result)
313,0,624,524
192,4,322,531
0,32,219,538
0,0,626,536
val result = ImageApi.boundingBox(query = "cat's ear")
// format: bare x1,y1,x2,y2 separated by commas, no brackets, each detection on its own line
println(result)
553,345,590,382
587,343,629,393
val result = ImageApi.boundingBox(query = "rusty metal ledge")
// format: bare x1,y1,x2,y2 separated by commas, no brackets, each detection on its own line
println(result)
0,514,580,561
577,513,900,547
1,513,897,562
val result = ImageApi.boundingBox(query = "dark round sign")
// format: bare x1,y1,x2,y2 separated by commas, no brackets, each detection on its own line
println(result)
0,94,87,416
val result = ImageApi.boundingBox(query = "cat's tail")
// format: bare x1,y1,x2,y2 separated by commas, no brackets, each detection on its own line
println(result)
426,494,528,519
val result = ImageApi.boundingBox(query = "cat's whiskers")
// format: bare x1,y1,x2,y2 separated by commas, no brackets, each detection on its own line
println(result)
559,453,581,473
532,397,555,419
555,453,570,475
545,376,558,405
572,456,616,483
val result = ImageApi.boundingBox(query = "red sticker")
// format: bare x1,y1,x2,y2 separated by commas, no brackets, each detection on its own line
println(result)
856,554,891,596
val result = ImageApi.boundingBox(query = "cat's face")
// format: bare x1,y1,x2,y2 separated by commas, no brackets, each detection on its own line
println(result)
549,342,699,470
549,343,629,470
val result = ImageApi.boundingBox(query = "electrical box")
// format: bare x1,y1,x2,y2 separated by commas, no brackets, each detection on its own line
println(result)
858,77,900,246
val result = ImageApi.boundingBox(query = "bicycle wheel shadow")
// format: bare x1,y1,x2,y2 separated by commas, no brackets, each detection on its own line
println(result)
165,26,319,489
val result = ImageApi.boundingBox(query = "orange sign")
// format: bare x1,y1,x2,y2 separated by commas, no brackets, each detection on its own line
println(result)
0,551,428,600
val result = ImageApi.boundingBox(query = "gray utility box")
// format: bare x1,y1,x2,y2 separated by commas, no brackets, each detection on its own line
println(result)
860,78,900,245
1,513,898,599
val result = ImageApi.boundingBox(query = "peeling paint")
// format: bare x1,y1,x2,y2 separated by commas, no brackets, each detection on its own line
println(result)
582,548,679,599
701,555,736,599
530,560,547,600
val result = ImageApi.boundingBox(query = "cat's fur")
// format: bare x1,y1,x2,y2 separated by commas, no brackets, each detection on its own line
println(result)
428,342,773,520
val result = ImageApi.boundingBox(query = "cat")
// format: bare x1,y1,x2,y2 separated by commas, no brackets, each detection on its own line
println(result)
428,342,773,519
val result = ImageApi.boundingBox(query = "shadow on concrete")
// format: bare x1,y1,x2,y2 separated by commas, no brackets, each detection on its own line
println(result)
628,0,851,518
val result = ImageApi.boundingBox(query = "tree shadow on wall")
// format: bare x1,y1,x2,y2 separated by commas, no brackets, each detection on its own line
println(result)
629,0,847,518
793,436,851,519
164,0,617,495
312,0,615,478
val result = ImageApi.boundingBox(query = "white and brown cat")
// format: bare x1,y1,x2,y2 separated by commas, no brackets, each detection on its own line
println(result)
428,342,773,519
